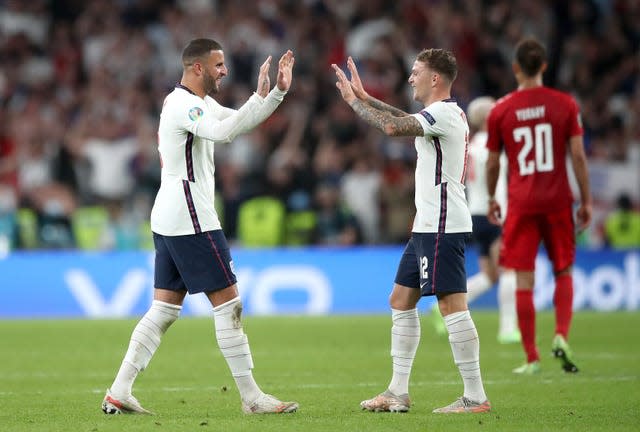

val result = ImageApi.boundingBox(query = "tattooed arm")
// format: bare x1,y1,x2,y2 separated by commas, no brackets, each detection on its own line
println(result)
350,99,423,137
365,96,409,117
333,60,420,136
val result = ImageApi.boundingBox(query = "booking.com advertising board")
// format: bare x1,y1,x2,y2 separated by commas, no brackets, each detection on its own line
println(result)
0,247,638,318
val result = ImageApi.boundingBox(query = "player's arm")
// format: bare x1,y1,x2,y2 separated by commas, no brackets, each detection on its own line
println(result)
191,51,295,142
486,150,502,225
350,99,423,136
568,135,592,230
484,106,504,225
188,95,267,143
365,97,410,117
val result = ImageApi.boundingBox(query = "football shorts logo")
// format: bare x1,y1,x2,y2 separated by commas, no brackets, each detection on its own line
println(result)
188,107,204,121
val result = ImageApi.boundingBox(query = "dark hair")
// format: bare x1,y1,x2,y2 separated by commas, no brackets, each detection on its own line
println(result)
416,48,457,82
515,37,547,77
182,38,223,66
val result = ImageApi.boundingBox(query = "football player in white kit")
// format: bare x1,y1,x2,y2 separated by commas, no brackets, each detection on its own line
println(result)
102,39,298,415
464,96,520,344
333,51,490,414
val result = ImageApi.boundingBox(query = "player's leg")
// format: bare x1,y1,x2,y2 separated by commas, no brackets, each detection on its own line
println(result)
360,283,420,412
388,284,422,394
103,234,185,415
512,271,540,374
205,285,298,414
421,232,489,413
543,207,579,372
433,292,490,413
103,290,184,414
186,230,297,414
361,239,420,413
500,211,541,373
550,268,579,373
496,267,520,343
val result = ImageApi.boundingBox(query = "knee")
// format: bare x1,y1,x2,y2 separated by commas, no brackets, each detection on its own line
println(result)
437,293,467,317
389,293,417,311
555,266,572,278
389,294,406,310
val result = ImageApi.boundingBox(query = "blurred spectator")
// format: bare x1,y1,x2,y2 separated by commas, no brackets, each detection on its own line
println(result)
379,152,414,244
604,193,640,250
340,155,381,244
0,106,18,200
0,0,638,249
0,106,18,251
313,179,361,246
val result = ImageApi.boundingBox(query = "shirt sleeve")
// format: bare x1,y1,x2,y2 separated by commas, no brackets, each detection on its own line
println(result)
176,87,288,144
485,106,502,152
411,105,447,137
207,97,237,120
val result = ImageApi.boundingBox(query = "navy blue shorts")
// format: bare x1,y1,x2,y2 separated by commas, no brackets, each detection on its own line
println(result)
394,232,469,296
470,215,501,256
153,230,237,294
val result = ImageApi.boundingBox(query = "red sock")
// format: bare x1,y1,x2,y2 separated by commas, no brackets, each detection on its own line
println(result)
516,290,538,363
554,274,573,339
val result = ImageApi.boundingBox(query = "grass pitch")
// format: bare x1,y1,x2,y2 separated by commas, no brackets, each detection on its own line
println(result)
0,311,638,431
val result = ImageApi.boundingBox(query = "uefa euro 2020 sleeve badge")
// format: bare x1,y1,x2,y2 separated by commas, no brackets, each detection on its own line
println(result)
189,107,204,121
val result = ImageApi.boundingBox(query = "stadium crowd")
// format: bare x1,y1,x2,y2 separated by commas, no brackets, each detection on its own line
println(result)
0,0,639,250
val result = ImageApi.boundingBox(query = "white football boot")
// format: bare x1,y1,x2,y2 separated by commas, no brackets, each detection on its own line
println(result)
101,389,153,415
241,393,299,414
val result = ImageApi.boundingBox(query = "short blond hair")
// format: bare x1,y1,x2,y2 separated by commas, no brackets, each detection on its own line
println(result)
467,96,495,130
416,48,457,82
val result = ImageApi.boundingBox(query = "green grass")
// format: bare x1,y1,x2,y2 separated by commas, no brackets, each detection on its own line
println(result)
1,311,639,431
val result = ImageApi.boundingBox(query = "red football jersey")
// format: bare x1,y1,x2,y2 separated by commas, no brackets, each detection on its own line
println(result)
486,86,583,213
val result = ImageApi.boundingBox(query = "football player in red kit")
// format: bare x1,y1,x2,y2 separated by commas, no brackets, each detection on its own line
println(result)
486,37,592,374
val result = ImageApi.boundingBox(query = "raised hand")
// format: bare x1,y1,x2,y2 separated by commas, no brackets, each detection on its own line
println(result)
256,56,272,98
331,63,356,104
276,50,295,92
346,56,369,101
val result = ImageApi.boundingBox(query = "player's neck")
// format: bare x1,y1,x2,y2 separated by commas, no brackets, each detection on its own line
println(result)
517,76,543,90
180,75,206,99
423,89,451,107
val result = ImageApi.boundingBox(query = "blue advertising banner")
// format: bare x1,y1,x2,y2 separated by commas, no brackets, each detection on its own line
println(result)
0,247,637,318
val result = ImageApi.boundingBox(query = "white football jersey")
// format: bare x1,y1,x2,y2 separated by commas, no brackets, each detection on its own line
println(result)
465,131,507,215
151,85,286,235
410,99,472,233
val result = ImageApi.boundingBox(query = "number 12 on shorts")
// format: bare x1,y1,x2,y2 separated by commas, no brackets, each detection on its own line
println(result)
421,256,429,279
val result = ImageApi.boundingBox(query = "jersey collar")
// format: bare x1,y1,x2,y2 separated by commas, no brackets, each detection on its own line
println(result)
176,83,197,95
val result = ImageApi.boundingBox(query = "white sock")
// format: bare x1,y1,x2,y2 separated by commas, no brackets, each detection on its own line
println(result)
466,272,492,303
213,296,262,404
110,300,181,398
498,270,518,335
444,310,487,403
388,308,420,396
